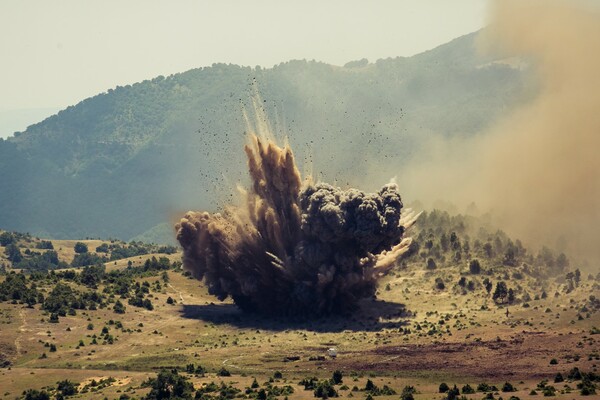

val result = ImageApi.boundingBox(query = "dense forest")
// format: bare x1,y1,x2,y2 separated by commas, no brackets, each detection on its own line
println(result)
0,32,532,242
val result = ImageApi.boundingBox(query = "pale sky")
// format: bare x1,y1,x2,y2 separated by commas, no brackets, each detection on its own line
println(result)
0,0,490,138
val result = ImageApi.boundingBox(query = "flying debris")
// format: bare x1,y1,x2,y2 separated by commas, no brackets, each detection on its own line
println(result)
176,129,419,316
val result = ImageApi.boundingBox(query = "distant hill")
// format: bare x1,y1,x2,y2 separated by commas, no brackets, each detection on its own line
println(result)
0,31,532,242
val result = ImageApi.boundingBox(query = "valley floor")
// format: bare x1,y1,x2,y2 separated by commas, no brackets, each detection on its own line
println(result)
1,264,598,399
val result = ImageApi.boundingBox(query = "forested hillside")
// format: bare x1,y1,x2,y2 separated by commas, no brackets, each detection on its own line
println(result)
0,32,532,242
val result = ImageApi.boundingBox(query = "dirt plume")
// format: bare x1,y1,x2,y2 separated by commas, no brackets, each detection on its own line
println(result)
176,126,418,316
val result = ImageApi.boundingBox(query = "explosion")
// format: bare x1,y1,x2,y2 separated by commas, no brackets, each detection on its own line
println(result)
176,131,419,316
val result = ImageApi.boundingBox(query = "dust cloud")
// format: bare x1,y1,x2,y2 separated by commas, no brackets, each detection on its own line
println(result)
398,0,600,268
176,109,419,316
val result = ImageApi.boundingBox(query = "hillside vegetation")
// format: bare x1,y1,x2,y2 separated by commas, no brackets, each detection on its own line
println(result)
0,211,599,399
0,32,532,241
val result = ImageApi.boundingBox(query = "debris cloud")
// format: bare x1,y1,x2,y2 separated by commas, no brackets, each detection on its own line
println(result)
176,127,417,316
399,0,600,267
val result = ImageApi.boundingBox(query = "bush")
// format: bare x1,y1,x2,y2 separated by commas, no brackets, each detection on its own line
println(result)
542,385,556,396
568,367,582,380
435,277,445,290
113,300,126,314
74,242,88,254
400,386,416,400
446,385,460,400
36,240,54,250
23,389,51,400
300,377,318,391
439,383,450,393
477,383,498,392
144,369,194,399
462,384,475,394
502,382,516,392
427,258,437,270
332,370,343,384
314,380,338,399
217,367,231,377
469,259,481,274
56,379,78,396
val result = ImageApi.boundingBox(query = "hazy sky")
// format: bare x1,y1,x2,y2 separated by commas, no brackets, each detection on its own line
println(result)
0,0,490,137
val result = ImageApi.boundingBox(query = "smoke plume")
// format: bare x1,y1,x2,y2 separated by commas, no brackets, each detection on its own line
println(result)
176,126,418,316
399,0,600,267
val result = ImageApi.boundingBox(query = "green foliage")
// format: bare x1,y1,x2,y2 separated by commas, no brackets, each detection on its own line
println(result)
80,264,105,288
15,250,66,271
426,258,437,270
469,259,481,274
313,380,338,399
95,243,110,253
113,300,126,314
144,369,194,399
493,281,509,304
74,242,88,254
0,231,15,246
400,386,416,400
36,240,54,250
71,252,106,267
300,377,319,391
579,376,597,395
435,277,445,290
476,383,498,392
462,384,475,394
331,370,343,385
56,379,79,396
23,389,51,400
439,383,450,393
5,243,22,262
362,380,396,396
568,367,583,380
502,382,516,392
0,273,39,304
445,385,460,400
541,385,556,396
0,32,530,241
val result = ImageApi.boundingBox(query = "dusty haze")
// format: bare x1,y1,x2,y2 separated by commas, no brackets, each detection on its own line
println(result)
398,0,600,269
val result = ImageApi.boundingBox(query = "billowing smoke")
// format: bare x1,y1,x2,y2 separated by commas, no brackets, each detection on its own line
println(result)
176,131,418,316
397,0,600,268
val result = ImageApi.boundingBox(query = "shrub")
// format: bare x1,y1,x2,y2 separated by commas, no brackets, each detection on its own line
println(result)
113,300,125,314
502,382,516,392
462,384,475,394
56,379,78,396
331,370,342,385
435,277,445,290
314,380,338,399
74,242,88,254
145,369,194,399
469,259,481,274
400,386,416,400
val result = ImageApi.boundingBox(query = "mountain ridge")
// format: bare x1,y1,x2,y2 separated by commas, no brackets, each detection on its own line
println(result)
0,31,532,242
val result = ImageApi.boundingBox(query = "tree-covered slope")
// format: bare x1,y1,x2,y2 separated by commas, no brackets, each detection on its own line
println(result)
0,32,531,241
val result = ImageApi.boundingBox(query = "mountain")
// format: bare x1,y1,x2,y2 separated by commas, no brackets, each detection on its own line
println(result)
0,31,532,242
